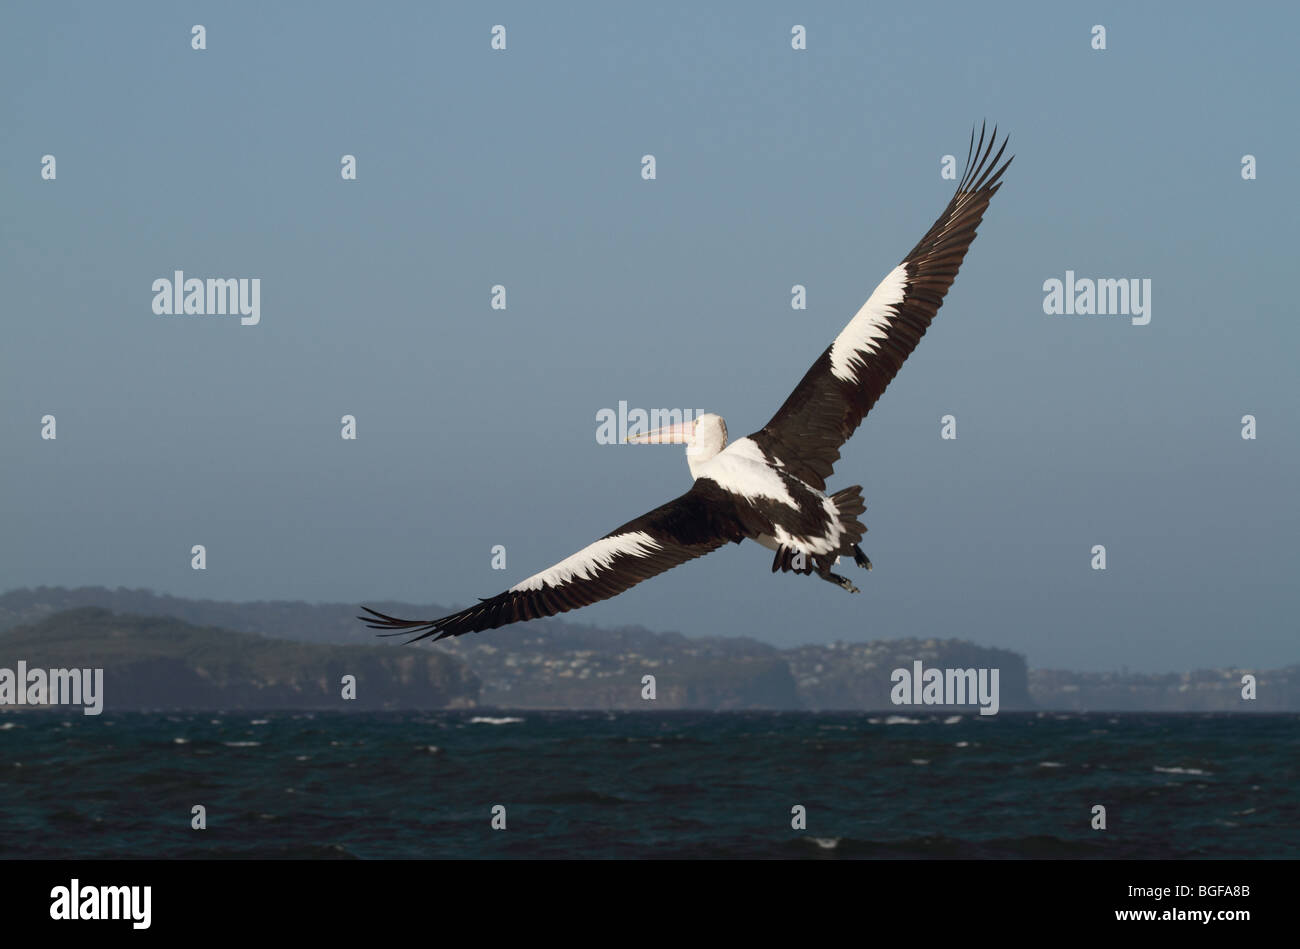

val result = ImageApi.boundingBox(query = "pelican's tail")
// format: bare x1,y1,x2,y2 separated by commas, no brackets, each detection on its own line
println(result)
829,485,867,552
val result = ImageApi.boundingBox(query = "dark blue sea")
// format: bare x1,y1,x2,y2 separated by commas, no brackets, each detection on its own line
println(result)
1,710,1295,859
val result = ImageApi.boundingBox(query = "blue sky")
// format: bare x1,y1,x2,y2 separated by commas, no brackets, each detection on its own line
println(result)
2,2,1296,672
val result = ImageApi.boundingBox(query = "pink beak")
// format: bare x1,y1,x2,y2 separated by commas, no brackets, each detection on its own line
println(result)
627,421,694,445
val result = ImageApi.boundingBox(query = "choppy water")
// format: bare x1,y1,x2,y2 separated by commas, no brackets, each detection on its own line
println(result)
1,710,1295,858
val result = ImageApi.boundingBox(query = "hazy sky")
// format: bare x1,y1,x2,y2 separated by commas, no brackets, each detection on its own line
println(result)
2,2,1296,672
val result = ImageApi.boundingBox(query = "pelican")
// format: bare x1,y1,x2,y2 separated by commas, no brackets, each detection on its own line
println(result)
363,125,1011,643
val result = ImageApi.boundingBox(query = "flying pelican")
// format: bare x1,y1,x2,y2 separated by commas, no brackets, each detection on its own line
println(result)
362,125,1012,643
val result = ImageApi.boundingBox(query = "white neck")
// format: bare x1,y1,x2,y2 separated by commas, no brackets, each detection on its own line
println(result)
685,414,728,479
686,445,715,480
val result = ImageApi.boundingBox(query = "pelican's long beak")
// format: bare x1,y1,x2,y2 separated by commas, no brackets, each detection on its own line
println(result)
627,421,695,445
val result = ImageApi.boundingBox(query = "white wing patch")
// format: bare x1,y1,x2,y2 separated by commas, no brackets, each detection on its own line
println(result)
508,531,663,592
697,437,797,508
829,263,910,383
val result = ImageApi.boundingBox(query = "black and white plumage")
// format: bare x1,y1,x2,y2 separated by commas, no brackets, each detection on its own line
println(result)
362,125,1011,643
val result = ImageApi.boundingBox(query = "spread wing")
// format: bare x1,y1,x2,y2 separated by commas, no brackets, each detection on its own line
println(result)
749,123,1012,490
360,480,747,642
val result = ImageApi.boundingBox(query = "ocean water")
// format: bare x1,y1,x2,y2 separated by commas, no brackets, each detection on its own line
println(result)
0,710,1295,859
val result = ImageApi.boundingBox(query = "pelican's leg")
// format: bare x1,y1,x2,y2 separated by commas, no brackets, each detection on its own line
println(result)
818,570,860,594
852,544,872,571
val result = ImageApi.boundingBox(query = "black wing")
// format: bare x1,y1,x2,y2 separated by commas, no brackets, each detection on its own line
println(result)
749,123,1012,490
360,480,747,642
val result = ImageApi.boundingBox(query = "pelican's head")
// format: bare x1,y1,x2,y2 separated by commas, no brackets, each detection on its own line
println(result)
628,412,728,477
